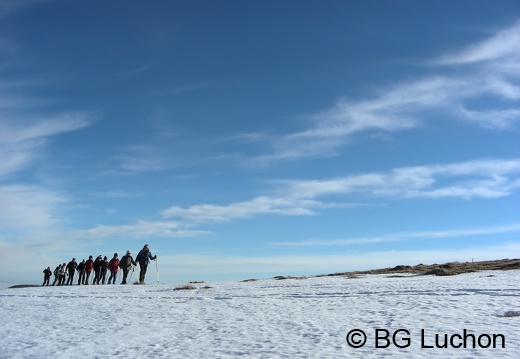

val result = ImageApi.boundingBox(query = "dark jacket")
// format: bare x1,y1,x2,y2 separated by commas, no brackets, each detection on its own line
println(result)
66,260,77,273
119,255,136,271
101,259,108,272
93,257,103,271
136,249,156,266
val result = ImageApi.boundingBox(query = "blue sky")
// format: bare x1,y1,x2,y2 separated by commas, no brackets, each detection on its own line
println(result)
1,0,519,285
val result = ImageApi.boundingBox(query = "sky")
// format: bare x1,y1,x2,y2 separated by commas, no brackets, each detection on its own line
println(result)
0,0,519,285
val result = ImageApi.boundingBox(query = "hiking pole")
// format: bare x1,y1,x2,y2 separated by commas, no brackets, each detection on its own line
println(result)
128,266,135,284
155,257,159,284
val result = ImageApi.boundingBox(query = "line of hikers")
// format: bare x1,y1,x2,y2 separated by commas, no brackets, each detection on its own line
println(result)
42,244,157,286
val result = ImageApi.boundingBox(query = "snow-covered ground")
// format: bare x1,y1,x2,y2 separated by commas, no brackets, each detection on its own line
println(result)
0,270,518,358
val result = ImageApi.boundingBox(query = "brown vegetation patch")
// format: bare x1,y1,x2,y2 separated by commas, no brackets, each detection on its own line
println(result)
273,275,308,280
424,267,477,276
500,311,520,318
343,273,360,279
8,284,41,289
273,276,292,280
175,284,197,290
351,259,520,277
276,258,520,281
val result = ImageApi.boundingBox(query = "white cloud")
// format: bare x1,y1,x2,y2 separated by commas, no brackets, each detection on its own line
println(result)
0,114,90,145
435,20,520,66
114,145,171,173
458,107,520,130
284,158,520,200
162,197,380,222
0,114,91,179
257,75,517,162
72,220,209,239
161,196,321,222
273,223,520,247
162,158,520,224
251,21,520,163
0,139,43,178
0,184,67,230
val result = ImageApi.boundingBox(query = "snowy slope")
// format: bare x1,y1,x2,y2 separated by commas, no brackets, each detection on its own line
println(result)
0,270,518,358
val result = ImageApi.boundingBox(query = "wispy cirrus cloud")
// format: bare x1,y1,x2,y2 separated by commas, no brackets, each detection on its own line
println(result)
0,184,67,230
161,158,520,223
71,220,208,239
0,139,42,178
283,158,520,200
249,20,520,164
434,20,520,67
0,114,91,179
0,114,90,145
0,18,93,178
113,145,171,173
161,196,345,222
457,107,520,130
273,223,520,247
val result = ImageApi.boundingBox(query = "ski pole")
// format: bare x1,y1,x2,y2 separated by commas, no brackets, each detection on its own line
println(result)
128,267,134,283
156,257,159,284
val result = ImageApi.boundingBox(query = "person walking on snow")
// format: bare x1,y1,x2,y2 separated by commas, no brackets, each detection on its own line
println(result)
52,264,61,286
93,255,103,284
135,244,156,284
84,256,94,285
119,250,136,284
58,262,67,286
77,259,86,285
101,256,109,284
43,267,52,286
66,258,77,285
107,253,120,284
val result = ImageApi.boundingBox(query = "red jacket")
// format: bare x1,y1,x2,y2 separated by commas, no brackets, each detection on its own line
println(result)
85,259,94,273
108,258,120,273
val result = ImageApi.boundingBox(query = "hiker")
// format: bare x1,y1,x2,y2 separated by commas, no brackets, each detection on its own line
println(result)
43,267,52,286
52,264,61,286
65,258,77,285
135,244,157,284
58,262,67,285
119,250,136,284
101,256,109,284
93,255,103,284
77,259,86,285
84,256,94,284
107,253,120,284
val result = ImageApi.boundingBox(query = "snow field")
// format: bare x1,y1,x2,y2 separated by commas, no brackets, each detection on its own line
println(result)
0,270,518,358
